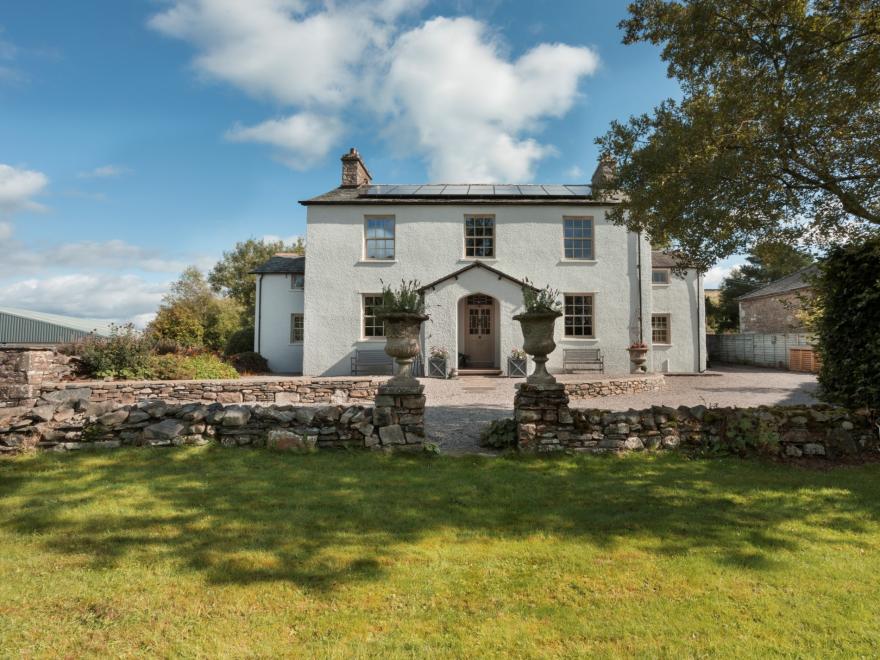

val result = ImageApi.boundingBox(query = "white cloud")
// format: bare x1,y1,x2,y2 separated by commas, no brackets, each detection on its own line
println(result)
149,1,599,181
0,274,167,320
0,221,11,241
0,164,48,216
261,233,304,246
77,165,131,179
704,261,744,288
226,113,344,167
565,165,585,180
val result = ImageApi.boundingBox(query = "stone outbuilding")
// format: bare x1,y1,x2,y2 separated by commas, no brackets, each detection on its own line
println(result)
737,265,817,334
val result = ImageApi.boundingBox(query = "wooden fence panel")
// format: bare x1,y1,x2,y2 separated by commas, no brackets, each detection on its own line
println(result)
707,333,813,370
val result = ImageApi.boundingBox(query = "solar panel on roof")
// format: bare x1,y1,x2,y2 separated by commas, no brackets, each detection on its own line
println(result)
441,185,469,195
493,185,520,195
391,185,421,194
417,185,446,195
564,185,591,196
541,185,573,196
518,185,548,195
468,185,494,195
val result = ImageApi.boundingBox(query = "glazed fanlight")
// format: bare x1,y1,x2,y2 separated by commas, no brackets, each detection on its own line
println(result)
513,310,563,384
378,311,429,386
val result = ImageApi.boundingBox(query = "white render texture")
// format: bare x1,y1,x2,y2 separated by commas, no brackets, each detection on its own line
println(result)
255,273,304,374
293,202,705,376
649,269,707,373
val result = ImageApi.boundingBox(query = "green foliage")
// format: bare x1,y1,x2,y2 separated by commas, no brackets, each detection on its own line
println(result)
147,354,239,380
228,351,269,375
479,418,517,449
521,278,561,313
209,238,304,316
378,279,425,314
813,237,880,411
76,324,154,380
595,1,880,267
203,297,245,352
225,327,255,356
148,304,205,349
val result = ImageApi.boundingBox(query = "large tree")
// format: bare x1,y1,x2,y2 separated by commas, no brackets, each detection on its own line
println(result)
595,0,880,268
208,237,304,316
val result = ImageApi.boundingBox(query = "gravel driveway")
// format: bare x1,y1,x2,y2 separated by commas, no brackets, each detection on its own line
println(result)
422,366,819,454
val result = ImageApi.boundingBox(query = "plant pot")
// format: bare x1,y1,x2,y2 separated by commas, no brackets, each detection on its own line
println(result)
428,356,448,378
513,310,563,384
377,311,429,386
627,347,649,373
508,357,527,378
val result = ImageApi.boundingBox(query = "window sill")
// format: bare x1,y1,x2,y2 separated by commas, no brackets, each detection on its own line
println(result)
652,283,670,287
561,337,598,342
652,343,673,348
458,257,498,263
359,338,386,342
558,259,597,264
357,260,398,265
289,342,304,346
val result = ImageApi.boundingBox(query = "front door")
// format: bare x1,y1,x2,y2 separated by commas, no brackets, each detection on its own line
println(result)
464,294,495,368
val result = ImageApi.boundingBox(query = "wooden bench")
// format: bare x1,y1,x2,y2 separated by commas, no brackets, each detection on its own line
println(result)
351,350,394,375
562,348,604,373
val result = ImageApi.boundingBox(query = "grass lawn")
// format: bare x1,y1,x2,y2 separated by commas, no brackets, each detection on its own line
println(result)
2,449,880,657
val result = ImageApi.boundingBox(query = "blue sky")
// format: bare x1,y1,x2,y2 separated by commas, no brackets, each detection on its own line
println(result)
0,1,740,324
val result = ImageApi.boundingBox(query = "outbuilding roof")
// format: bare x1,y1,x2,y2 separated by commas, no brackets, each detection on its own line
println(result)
737,264,818,302
0,306,114,344
250,254,306,274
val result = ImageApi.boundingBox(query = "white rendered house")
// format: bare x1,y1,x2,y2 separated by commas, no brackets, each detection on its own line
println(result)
254,149,706,376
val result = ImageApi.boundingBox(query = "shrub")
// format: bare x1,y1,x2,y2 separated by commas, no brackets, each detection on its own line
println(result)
229,351,269,375
813,237,880,412
521,278,561,313
480,419,517,449
203,298,245,352
76,324,154,380
147,354,239,380
225,327,255,356
148,304,205,349
379,279,425,314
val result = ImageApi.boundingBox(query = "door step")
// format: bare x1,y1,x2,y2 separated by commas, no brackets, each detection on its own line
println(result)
457,369,503,377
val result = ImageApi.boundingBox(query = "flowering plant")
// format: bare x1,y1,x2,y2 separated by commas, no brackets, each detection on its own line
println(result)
628,341,649,350
510,347,527,360
430,345,449,359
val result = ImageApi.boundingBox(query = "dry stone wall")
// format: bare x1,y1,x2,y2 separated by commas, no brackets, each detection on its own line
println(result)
0,383,425,455
515,383,877,459
0,348,77,408
563,374,663,399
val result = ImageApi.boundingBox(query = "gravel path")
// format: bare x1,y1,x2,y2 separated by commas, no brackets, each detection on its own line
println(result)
422,366,819,454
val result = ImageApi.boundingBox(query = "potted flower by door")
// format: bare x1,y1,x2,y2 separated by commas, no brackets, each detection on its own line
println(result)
428,346,449,378
376,279,429,386
512,279,563,384
508,347,528,378
627,341,649,373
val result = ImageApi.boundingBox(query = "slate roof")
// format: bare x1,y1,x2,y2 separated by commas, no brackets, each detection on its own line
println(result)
737,264,818,302
300,184,622,206
651,251,679,268
250,254,305,275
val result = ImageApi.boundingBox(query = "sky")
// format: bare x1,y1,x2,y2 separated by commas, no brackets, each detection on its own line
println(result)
0,0,741,326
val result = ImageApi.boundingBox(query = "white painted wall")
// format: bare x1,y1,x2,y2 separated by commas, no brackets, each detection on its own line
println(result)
298,202,703,376
255,273,304,374
649,269,707,373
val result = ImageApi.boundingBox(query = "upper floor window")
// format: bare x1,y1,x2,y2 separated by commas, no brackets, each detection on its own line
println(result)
290,313,304,343
291,273,305,289
652,314,671,344
365,217,395,260
563,217,594,260
465,216,495,258
652,268,670,285
363,294,385,338
564,293,595,338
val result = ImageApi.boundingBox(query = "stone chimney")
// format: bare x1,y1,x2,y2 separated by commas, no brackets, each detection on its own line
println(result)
341,148,372,188
590,154,616,189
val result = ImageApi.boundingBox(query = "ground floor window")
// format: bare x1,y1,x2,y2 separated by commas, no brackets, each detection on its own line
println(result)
652,314,671,344
564,294,594,337
363,294,385,337
290,313,304,343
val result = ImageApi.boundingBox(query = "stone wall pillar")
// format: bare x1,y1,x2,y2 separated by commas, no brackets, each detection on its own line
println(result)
372,383,426,450
514,383,573,452
0,348,70,408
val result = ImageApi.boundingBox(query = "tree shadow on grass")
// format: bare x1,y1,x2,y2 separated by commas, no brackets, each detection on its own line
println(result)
1,447,879,592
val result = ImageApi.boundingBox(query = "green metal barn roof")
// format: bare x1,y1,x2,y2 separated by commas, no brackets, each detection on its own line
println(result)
0,307,115,345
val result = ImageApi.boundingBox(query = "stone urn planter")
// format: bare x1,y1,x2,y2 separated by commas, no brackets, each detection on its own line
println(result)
513,310,563,384
378,311,429,386
627,344,649,373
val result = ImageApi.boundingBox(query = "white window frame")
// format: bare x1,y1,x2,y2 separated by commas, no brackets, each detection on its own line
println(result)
652,313,671,345
562,216,595,261
563,293,596,339
463,215,496,259
652,268,670,285
364,216,396,261
290,313,304,344
362,293,385,339
290,273,305,289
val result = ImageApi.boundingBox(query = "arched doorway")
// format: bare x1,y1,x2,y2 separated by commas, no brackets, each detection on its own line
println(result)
458,293,499,371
